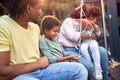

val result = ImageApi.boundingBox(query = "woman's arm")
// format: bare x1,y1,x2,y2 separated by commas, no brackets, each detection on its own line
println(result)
60,18,81,42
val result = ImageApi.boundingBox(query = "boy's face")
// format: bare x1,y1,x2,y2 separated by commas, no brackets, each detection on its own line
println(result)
45,26,60,41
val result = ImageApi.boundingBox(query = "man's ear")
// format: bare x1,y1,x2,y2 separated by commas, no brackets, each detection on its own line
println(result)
26,4,32,13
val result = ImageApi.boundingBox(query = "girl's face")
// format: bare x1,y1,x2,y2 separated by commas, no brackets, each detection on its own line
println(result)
89,16,98,23
44,26,60,41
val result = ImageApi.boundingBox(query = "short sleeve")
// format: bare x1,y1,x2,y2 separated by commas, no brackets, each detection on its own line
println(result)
0,27,10,51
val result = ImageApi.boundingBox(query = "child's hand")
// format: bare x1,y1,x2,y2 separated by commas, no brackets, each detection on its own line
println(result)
66,54,80,62
71,55,80,62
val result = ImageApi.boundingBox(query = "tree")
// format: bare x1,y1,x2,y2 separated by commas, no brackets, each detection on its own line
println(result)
42,0,80,20
0,0,6,16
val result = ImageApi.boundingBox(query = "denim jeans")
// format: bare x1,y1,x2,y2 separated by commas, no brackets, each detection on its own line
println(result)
64,46,108,80
13,62,88,80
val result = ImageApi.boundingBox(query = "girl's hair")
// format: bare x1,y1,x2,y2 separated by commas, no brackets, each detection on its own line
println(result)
5,0,32,18
86,6,101,18
40,15,60,33
70,4,88,19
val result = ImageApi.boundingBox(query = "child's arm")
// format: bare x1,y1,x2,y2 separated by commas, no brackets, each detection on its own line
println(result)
39,38,80,63
66,54,80,62
89,20,101,36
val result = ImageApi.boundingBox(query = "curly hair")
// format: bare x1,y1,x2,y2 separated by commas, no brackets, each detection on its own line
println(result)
40,15,60,33
86,6,101,18
70,4,88,19
5,0,32,18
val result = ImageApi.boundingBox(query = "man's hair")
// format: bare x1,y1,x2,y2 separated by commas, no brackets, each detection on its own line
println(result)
5,0,32,18
40,15,60,33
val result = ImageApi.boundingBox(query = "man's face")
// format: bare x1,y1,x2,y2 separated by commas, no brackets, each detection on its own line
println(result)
28,0,42,22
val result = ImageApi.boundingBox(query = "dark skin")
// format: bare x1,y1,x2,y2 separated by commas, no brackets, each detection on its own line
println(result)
81,33,96,40
56,54,80,62
76,18,97,40
44,26,80,63
0,0,49,80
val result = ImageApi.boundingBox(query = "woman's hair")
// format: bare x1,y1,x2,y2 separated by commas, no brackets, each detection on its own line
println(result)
70,5,101,19
40,15,60,33
86,6,101,18
70,4,88,19
5,0,32,18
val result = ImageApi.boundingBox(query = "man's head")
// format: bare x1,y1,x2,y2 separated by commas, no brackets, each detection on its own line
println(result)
6,0,42,21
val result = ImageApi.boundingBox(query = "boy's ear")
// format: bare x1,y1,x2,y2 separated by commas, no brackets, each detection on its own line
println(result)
44,28,48,33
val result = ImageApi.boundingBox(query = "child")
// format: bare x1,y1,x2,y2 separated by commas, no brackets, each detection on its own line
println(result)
79,6,103,80
39,15,80,64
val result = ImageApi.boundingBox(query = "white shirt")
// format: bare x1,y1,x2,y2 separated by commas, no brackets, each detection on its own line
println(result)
58,17,80,47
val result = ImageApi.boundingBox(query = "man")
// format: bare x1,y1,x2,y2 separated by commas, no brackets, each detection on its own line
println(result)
0,0,88,80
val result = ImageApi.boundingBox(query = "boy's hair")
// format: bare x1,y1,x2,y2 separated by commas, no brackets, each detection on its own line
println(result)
86,6,101,18
40,15,60,33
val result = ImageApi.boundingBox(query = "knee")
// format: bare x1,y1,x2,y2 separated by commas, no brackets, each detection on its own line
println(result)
99,46,108,57
77,63,88,77
81,46,88,53
89,40,98,48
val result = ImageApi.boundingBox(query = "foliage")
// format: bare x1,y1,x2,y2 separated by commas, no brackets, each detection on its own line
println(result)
0,3,5,16
50,2,68,11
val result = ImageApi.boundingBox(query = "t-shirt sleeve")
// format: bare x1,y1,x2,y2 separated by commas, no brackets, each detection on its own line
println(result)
39,38,57,64
57,40,68,56
0,26,10,51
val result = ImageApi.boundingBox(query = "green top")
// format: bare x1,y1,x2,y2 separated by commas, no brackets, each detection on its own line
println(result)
39,36,67,63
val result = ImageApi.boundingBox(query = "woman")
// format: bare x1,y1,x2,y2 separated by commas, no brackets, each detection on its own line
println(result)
58,5,108,80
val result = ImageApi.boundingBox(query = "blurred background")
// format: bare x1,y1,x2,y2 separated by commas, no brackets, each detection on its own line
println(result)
0,0,120,61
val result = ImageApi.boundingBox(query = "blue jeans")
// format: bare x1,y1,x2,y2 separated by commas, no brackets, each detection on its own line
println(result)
13,62,88,80
64,46,108,80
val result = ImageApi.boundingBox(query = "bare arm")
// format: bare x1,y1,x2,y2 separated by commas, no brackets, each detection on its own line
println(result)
0,51,49,80
81,33,97,40
56,54,80,62
89,20,100,33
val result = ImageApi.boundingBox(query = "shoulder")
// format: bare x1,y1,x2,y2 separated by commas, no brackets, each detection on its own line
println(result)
0,15,11,28
40,36,46,42
64,17,73,23
40,36,50,44
28,22,39,28
28,22,40,32
61,17,74,26
0,15,13,35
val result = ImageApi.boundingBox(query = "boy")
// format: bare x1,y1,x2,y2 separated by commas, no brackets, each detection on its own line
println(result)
39,15,88,80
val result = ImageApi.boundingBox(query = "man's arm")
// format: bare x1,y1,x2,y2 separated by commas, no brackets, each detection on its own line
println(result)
0,51,49,80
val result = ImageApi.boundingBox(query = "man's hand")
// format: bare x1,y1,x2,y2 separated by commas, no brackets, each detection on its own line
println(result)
38,57,49,68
